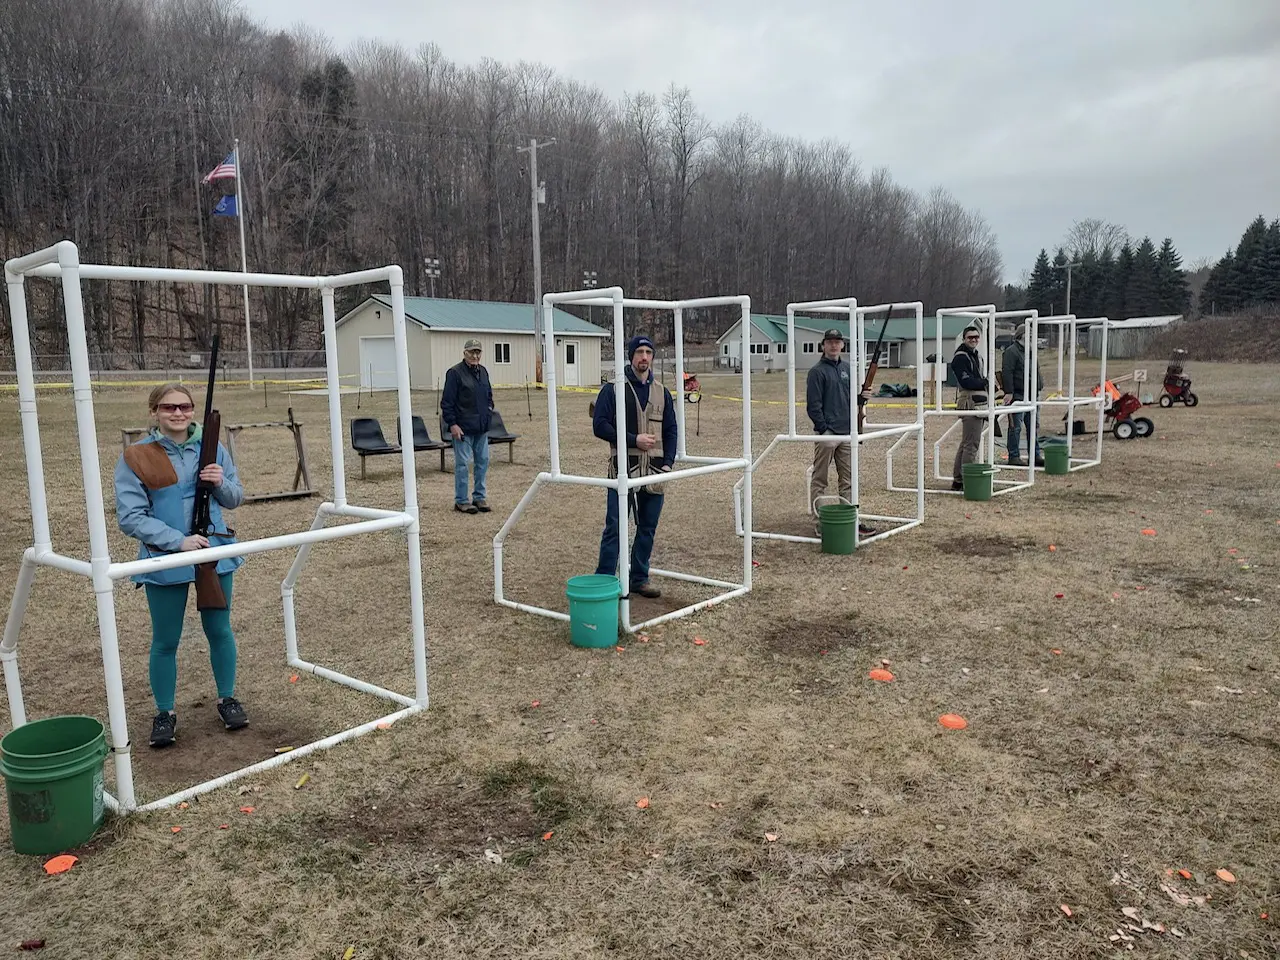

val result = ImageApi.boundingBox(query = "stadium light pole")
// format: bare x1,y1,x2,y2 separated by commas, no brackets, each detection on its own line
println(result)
424,257,441,298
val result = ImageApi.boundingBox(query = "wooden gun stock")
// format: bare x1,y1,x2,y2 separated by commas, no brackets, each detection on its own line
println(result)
194,562,227,611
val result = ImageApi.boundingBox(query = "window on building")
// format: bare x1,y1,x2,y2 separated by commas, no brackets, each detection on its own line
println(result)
723,344,729,355
802,341,816,354
749,342,769,355
776,343,787,354
493,342,511,364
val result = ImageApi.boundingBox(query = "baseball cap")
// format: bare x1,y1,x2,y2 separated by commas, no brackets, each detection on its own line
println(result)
822,328,844,342
463,338,482,352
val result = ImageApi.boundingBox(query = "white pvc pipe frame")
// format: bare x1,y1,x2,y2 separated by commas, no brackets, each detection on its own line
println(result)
1,241,429,814
1035,314,1110,472
494,288,753,634
884,306,1037,498
730,300,926,546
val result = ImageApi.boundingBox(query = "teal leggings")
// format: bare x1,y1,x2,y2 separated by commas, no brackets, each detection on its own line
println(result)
145,573,236,713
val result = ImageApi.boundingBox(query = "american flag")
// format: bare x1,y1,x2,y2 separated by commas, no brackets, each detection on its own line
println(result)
201,152,237,184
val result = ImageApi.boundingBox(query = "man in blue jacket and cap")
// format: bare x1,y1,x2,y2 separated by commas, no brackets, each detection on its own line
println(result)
592,334,678,599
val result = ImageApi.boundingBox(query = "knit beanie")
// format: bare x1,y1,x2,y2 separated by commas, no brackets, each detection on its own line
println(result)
627,335,654,359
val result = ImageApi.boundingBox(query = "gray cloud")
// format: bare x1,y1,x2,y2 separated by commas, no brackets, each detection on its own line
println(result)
251,0,1280,278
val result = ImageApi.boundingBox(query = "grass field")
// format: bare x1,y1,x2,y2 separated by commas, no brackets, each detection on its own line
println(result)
1,361,1277,958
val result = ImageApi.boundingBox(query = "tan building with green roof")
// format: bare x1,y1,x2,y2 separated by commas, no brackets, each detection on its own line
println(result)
334,295,606,390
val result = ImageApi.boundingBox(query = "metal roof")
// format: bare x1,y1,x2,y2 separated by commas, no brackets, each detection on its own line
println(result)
343,295,607,336
1108,315,1182,329
717,313,980,344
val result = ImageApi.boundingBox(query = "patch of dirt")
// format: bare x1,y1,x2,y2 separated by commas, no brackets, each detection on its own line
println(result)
313,758,576,862
936,534,1036,558
320,783,541,859
761,616,866,657
127,703,330,793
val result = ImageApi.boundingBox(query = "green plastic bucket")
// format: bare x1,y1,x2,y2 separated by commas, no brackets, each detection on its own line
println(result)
565,575,622,648
1041,440,1070,476
961,462,996,502
818,503,857,555
1,715,108,856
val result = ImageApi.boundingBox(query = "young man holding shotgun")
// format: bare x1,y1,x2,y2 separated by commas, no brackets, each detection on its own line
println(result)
806,326,875,535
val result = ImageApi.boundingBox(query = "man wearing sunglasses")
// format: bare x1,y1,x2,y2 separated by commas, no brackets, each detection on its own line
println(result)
950,326,990,490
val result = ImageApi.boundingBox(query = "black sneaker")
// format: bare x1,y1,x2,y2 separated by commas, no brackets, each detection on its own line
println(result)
150,711,177,748
217,697,249,731
455,502,479,514
472,499,491,513
858,524,877,536
951,480,964,492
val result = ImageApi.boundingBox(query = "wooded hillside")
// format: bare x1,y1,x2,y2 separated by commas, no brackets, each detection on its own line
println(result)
0,0,1003,367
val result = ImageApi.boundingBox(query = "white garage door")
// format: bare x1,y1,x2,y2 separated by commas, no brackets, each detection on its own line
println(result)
359,336,397,390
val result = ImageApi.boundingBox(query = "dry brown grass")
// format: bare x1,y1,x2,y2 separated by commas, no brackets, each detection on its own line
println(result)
1,361,1278,958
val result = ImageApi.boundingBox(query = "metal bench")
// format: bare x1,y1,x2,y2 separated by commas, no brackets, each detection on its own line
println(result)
350,417,400,479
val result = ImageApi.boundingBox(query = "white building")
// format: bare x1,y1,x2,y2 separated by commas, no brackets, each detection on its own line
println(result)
335,296,606,389
714,313,984,373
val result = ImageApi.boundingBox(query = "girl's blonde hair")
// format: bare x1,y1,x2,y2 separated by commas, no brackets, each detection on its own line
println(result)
147,383,195,411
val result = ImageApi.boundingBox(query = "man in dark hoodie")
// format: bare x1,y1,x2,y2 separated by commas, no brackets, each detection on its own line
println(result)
1001,322,1043,467
441,338,495,513
950,325,989,490
806,328,874,533
592,335,678,599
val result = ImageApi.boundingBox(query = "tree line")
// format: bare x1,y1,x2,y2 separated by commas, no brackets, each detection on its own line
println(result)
1009,219,1192,321
0,0,1003,368
1197,216,1280,315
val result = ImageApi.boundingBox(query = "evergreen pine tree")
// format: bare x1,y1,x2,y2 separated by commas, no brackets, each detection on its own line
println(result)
1155,238,1190,314
1025,249,1054,315
1233,215,1270,305
1199,251,1236,314
1125,237,1160,315
1097,246,1117,316
1074,248,1103,317
1108,243,1134,318
1258,219,1280,305
1051,248,1069,313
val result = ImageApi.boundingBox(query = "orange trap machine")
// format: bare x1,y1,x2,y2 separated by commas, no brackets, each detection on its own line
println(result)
1092,375,1154,440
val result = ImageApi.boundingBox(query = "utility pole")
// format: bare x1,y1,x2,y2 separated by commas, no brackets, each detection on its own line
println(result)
518,137,555,384
1053,260,1082,345
424,256,441,298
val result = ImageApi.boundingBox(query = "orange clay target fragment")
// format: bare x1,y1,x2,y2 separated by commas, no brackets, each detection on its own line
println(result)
868,669,895,682
938,714,968,730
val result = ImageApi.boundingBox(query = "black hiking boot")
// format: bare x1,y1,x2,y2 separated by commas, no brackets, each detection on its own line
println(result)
217,697,249,731
150,711,177,748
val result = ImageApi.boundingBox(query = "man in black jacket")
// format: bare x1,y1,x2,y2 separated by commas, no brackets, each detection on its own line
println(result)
1001,322,1043,467
951,326,989,490
441,338,494,513
806,329,873,532
592,335,677,599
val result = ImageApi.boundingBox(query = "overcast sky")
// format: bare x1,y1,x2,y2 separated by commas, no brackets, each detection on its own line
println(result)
251,0,1280,282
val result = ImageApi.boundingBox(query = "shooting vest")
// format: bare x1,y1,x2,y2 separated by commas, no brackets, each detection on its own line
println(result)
607,377,668,480
952,346,988,406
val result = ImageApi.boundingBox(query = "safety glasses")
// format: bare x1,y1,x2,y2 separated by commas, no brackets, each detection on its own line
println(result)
156,402,194,413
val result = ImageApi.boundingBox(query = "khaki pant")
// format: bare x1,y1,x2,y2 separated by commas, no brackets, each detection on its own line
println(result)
811,439,852,510
952,395,985,482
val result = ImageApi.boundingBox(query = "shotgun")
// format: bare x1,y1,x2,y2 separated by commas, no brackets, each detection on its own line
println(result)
856,306,893,433
191,335,228,611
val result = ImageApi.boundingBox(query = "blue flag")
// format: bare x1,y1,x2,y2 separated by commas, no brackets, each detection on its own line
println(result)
212,195,238,218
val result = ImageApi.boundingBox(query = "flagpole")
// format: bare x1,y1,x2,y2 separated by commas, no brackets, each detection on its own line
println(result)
233,137,254,387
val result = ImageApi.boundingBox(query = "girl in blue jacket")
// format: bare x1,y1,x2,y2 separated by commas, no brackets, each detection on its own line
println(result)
114,383,247,748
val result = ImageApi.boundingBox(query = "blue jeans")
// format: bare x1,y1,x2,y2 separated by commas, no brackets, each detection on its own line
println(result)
595,488,664,586
452,433,489,504
1006,409,1040,460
